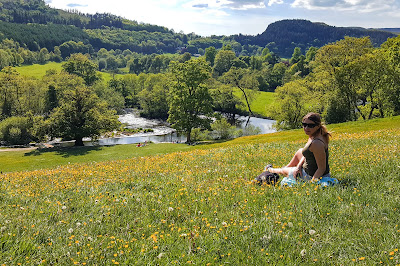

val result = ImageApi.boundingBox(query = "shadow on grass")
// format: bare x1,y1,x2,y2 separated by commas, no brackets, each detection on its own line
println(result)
24,145,105,158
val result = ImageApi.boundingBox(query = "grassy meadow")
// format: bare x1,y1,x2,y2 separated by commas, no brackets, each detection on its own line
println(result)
234,89,276,118
14,63,122,82
0,116,399,265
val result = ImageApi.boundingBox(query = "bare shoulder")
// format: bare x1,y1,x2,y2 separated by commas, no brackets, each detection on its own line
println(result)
310,138,326,152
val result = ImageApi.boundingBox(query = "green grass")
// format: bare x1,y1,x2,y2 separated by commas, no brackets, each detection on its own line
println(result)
14,62,124,82
2,116,399,173
0,143,197,173
234,89,276,117
14,62,63,79
1,116,399,265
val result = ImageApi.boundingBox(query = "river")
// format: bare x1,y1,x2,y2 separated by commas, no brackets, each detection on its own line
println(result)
94,110,276,146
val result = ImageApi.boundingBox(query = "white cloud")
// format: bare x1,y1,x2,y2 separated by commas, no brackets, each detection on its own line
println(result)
184,0,266,10
231,2,266,10
268,0,284,6
291,0,396,12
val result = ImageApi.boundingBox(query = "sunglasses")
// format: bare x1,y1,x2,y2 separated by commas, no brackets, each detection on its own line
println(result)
302,122,318,128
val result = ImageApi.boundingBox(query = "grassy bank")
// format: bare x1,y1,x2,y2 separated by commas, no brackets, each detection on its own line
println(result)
234,89,276,118
0,117,399,265
0,143,197,173
14,62,122,81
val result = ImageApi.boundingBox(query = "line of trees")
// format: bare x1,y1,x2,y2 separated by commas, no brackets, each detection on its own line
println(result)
271,36,400,128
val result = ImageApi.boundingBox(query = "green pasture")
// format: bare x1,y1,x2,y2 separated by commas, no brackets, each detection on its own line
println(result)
234,89,276,117
0,116,399,265
14,62,63,78
14,63,122,81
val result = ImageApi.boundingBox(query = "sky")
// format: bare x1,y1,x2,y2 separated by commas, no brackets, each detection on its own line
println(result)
44,0,400,36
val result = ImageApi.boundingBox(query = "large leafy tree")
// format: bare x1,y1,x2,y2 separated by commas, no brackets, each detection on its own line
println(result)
48,86,120,146
62,53,100,86
213,49,236,76
138,74,170,119
167,58,213,143
314,36,373,121
381,35,400,114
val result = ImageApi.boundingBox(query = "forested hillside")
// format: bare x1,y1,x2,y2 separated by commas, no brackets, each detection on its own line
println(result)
233,19,397,57
0,0,396,57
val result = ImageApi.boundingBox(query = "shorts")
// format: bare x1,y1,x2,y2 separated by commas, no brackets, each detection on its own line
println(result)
280,167,338,187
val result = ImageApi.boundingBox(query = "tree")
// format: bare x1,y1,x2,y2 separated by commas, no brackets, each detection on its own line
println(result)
222,67,258,116
138,74,169,119
211,85,243,120
106,56,118,71
38,48,49,64
62,53,100,86
205,46,217,66
213,49,236,76
381,35,400,114
48,86,120,146
289,47,302,65
167,58,213,143
346,50,397,119
314,37,374,121
270,79,310,129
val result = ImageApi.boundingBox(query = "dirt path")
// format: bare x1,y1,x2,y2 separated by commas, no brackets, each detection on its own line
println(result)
0,147,38,152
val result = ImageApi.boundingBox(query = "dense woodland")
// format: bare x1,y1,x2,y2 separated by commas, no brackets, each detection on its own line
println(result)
0,0,399,146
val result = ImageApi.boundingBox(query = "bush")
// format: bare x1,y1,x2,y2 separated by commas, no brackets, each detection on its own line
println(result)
190,128,210,142
211,118,236,139
0,116,33,145
0,115,46,145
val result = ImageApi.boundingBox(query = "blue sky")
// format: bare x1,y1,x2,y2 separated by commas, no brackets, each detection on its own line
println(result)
44,0,400,36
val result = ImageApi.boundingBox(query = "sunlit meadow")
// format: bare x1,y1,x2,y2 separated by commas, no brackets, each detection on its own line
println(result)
0,117,399,265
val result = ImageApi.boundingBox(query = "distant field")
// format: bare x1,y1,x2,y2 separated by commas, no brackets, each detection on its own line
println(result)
234,89,276,117
14,62,123,81
15,62,63,78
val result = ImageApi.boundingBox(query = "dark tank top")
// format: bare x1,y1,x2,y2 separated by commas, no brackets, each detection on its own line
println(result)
302,138,330,176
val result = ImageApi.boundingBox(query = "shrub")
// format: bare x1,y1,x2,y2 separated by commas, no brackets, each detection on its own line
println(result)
0,116,33,145
0,115,46,145
211,118,236,139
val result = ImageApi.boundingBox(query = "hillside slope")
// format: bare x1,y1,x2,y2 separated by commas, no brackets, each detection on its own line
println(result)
233,19,397,57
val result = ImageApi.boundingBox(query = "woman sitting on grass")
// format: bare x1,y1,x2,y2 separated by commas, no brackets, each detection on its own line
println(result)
264,112,337,187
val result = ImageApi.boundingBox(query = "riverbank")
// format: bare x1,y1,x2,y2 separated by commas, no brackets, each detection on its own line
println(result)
1,115,398,173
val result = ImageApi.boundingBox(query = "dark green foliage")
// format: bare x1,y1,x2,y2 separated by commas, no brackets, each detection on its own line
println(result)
0,21,89,51
233,19,397,57
62,53,100,86
47,86,120,146
45,84,58,114
59,41,94,59
138,74,170,119
0,115,43,145
211,85,244,119
168,58,213,143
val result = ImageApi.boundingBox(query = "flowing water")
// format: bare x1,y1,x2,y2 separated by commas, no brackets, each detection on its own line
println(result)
61,109,276,146
94,109,276,146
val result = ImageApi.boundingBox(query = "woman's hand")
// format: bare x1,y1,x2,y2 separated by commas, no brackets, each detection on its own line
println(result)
293,166,301,179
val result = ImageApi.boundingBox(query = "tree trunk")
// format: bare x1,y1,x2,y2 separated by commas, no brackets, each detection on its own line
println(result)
75,137,84,146
237,86,253,117
186,129,191,144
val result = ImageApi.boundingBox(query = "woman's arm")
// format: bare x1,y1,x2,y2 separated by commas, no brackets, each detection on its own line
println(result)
309,140,327,182
293,156,305,178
